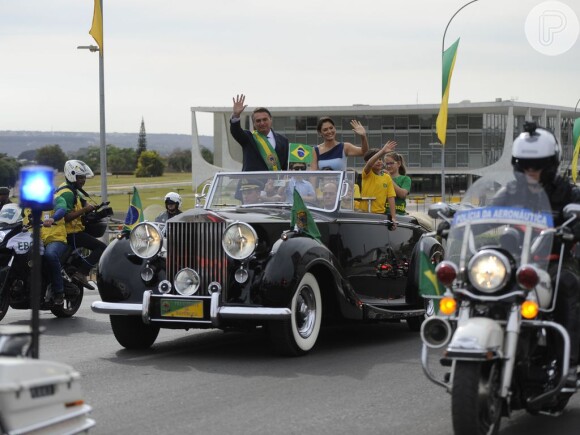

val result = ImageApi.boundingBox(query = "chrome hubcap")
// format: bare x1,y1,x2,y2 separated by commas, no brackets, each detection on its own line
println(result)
295,286,316,339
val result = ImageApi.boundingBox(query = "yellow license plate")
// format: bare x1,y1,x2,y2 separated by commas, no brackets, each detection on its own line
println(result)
160,299,203,318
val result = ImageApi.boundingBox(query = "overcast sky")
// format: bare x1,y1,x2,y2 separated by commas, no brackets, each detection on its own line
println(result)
1,0,579,136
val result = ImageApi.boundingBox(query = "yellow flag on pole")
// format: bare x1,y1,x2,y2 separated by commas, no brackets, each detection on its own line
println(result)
89,0,103,55
436,38,460,146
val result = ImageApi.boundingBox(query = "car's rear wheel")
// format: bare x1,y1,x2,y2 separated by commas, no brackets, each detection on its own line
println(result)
110,315,160,349
268,272,322,356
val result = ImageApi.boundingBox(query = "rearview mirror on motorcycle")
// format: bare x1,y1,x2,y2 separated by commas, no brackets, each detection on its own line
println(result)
563,203,580,220
428,202,453,221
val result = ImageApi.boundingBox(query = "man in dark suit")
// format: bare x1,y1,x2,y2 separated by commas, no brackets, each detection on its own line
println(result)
230,94,289,171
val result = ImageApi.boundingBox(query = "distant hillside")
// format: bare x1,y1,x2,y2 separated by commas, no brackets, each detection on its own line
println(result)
0,131,213,158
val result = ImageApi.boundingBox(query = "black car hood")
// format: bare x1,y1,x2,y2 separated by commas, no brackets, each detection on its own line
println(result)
168,206,336,226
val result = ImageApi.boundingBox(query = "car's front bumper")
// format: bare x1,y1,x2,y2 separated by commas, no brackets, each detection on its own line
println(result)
91,290,291,328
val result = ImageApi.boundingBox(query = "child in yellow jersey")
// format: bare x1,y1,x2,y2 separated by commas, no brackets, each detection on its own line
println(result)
359,141,398,225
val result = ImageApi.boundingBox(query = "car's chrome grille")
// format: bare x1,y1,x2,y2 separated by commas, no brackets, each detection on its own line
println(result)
166,221,227,295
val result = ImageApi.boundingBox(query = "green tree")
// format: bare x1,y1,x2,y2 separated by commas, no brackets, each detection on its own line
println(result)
201,147,214,164
167,148,192,172
0,154,20,187
107,145,137,173
35,144,67,171
135,150,164,177
136,118,147,164
17,149,37,162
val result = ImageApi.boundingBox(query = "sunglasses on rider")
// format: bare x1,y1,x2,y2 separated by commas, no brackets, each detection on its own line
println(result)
515,159,544,171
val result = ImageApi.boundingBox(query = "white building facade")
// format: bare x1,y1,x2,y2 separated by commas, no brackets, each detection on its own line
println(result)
190,100,577,193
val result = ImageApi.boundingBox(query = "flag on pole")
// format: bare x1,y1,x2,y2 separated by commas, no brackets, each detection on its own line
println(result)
436,38,460,145
418,251,443,297
89,0,103,55
291,188,321,242
123,187,144,233
289,143,313,164
571,119,580,183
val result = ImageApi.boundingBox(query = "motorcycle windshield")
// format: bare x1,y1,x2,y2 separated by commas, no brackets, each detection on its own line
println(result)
446,171,554,286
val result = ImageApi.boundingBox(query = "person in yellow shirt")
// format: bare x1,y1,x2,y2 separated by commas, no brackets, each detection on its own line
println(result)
359,141,398,226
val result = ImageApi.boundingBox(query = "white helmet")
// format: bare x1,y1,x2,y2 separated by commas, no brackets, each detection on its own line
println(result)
164,192,182,208
64,160,94,183
512,122,560,182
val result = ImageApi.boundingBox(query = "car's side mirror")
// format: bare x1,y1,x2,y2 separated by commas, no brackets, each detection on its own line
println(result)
563,203,580,220
428,202,452,220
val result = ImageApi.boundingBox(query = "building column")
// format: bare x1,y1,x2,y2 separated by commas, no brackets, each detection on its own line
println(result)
556,111,562,144
541,109,547,127
190,110,227,190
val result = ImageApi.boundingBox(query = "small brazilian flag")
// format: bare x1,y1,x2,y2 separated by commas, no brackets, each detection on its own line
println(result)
291,188,321,242
123,187,144,233
289,143,313,163
419,250,443,297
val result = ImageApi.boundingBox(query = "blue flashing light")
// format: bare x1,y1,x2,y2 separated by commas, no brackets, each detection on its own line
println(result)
19,166,54,210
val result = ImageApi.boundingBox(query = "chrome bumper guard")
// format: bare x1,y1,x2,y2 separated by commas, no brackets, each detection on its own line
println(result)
135,290,292,327
91,301,143,316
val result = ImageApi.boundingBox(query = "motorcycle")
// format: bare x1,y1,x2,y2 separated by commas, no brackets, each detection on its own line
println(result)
420,171,579,434
0,201,112,322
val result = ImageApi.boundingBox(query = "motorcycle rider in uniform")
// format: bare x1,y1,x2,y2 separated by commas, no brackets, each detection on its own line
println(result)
493,122,580,387
56,160,106,288
23,195,71,305
155,192,183,223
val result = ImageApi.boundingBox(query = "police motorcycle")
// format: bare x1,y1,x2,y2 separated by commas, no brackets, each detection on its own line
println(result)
420,172,579,434
0,202,107,321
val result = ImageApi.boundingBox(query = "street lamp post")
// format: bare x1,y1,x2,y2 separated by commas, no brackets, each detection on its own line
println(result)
440,0,480,201
77,44,108,203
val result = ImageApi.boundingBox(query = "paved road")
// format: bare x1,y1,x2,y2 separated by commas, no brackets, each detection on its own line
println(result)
2,294,579,435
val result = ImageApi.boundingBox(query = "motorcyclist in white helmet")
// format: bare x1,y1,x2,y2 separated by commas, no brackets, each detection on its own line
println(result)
55,160,106,288
155,192,183,223
493,122,580,387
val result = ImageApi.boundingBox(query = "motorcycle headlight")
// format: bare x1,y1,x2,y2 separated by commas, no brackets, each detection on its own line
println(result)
174,268,200,295
467,250,511,293
130,222,163,259
222,222,258,260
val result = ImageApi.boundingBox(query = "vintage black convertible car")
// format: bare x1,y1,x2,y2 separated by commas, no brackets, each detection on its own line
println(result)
92,171,442,355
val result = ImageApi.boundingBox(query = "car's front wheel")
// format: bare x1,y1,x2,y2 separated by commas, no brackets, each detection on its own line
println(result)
110,315,160,349
268,272,322,356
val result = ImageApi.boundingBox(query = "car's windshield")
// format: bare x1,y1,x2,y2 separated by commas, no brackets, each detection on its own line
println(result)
205,171,356,212
446,171,554,273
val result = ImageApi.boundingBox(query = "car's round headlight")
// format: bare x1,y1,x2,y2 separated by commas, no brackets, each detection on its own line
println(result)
174,268,200,295
467,250,511,293
222,222,258,260
130,222,163,259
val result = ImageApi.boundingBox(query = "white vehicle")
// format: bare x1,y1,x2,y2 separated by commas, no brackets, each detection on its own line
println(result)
0,326,95,434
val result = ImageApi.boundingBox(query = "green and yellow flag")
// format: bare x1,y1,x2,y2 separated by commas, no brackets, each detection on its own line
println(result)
419,251,443,297
89,0,103,55
123,187,144,233
436,38,460,145
289,143,313,164
571,119,580,183
291,188,321,242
